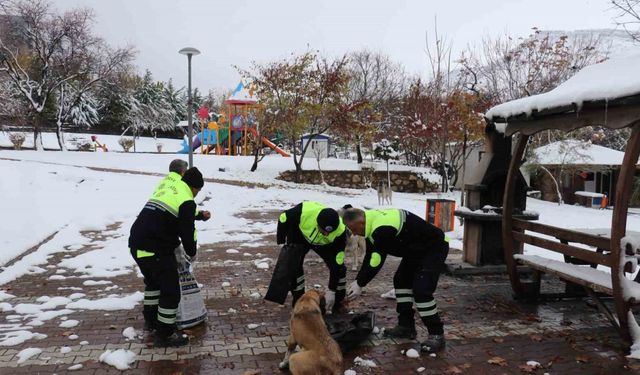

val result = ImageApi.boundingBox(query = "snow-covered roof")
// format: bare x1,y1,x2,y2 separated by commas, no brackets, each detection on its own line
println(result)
225,82,258,104
533,140,639,166
486,54,640,135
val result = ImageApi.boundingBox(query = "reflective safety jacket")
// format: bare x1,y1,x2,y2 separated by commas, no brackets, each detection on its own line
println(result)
153,172,205,220
276,201,348,294
277,201,346,247
129,179,198,258
356,208,447,287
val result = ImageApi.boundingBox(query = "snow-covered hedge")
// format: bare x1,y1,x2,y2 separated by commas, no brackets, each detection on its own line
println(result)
8,133,26,150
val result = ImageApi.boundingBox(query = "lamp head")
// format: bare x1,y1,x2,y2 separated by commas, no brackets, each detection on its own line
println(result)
179,47,201,56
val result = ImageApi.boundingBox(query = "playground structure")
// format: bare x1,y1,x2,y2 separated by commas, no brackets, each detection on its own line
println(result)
178,82,289,157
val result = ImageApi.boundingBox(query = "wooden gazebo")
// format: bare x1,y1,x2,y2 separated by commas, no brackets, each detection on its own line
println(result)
485,56,640,349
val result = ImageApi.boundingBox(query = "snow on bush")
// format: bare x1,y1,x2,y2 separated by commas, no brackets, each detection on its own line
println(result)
118,137,134,152
8,132,26,150
99,349,136,370
16,347,42,363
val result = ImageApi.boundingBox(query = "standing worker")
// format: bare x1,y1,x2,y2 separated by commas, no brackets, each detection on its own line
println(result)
342,207,449,353
128,167,206,347
266,201,347,312
155,159,210,220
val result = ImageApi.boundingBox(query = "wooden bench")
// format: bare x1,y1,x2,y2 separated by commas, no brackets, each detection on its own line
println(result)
501,125,640,349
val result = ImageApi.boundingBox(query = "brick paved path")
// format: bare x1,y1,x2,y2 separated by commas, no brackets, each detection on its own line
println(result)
2,208,640,374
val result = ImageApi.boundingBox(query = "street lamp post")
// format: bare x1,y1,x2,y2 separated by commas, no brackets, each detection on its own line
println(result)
179,47,201,168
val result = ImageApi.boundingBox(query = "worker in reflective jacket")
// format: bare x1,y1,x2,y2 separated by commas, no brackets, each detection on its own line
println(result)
276,201,347,311
153,159,210,221
342,207,449,353
128,167,205,348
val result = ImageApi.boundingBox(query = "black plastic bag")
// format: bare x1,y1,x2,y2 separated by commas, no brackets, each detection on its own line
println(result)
325,311,376,353
265,244,305,305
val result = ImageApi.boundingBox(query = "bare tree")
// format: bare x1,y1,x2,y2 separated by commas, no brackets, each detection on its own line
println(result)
612,0,640,41
0,0,134,150
344,50,405,163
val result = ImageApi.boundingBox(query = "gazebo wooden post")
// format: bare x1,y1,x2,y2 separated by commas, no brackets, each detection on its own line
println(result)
502,133,530,296
611,123,640,347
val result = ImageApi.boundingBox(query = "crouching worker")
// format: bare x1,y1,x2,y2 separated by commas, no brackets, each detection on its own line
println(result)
266,201,347,313
128,167,205,347
342,207,449,353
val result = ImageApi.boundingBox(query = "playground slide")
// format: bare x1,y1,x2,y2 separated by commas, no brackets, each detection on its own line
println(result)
247,128,290,157
178,129,219,154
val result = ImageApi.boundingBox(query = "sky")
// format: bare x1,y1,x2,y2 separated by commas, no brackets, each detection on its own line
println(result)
49,0,619,93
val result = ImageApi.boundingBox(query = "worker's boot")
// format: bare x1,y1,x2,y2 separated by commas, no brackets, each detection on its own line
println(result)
383,324,417,339
421,335,446,353
142,307,157,332
154,324,188,348
384,311,417,339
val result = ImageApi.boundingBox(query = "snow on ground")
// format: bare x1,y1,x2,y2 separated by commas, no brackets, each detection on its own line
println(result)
99,349,136,370
16,347,42,363
1,149,638,350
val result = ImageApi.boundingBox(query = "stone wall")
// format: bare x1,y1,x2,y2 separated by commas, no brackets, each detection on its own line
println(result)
278,169,439,193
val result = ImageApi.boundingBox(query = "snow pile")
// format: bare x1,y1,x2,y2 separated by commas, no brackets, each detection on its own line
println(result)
622,235,640,254
99,349,136,370
0,291,15,301
82,280,113,286
59,319,79,328
526,361,542,368
60,346,72,354
486,53,640,121
405,348,420,358
68,364,83,370
417,367,425,373
68,334,79,340
226,249,240,254
221,282,231,287
344,370,357,375
16,347,42,364
250,292,261,299
61,238,135,279
247,323,261,329
353,356,377,368
254,258,271,270
0,331,45,347
66,292,143,310
122,327,137,341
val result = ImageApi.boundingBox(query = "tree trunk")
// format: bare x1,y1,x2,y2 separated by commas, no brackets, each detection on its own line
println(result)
250,146,260,172
540,166,562,205
356,135,363,164
33,115,44,151
56,121,67,151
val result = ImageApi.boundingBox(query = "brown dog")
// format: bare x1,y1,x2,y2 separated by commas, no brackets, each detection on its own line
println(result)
279,289,343,375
